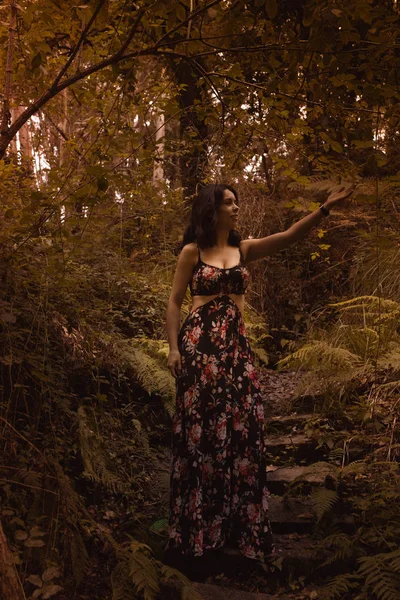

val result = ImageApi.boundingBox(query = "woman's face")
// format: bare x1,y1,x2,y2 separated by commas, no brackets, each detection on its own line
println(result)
216,189,239,230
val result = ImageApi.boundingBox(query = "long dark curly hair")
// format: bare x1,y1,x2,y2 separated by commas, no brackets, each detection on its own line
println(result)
180,184,242,250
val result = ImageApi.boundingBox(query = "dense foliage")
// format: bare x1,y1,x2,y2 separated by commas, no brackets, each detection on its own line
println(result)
1,0,399,598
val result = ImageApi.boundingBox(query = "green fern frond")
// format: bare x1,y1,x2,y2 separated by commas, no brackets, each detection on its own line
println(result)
320,572,362,600
111,562,136,600
131,337,171,366
378,347,400,374
277,340,363,372
127,541,160,600
112,542,161,600
388,549,400,573
78,406,123,491
319,532,355,568
328,296,400,312
358,554,400,600
311,488,339,521
341,460,368,476
69,526,90,587
328,447,345,463
122,341,176,416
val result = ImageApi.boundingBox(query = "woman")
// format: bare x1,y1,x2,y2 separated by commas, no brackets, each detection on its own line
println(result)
164,183,354,575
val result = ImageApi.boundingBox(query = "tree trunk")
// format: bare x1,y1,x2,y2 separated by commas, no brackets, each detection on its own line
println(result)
0,521,24,600
171,60,209,202
153,111,165,188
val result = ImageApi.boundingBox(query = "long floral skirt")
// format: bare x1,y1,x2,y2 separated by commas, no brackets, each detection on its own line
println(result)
165,294,275,562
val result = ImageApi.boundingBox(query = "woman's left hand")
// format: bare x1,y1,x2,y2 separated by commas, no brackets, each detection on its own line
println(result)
325,184,355,209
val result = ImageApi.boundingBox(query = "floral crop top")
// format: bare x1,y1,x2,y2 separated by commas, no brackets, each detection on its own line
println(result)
189,244,250,296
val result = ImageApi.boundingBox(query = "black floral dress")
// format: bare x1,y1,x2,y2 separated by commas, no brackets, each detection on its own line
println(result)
165,244,275,562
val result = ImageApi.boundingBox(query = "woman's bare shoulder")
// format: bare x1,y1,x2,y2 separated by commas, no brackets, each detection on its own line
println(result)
178,242,198,268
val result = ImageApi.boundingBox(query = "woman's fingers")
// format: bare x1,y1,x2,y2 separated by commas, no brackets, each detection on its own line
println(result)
168,359,182,378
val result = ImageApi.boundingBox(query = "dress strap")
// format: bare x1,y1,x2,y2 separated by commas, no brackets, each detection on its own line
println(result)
238,244,245,264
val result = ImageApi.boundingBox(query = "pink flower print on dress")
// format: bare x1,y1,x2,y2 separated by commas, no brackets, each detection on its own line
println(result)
256,402,264,422
242,544,257,559
172,416,182,435
208,516,222,543
247,503,260,523
262,489,269,512
183,384,198,411
202,456,214,481
201,358,218,385
194,529,203,554
233,409,244,431
188,487,202,513
216,416,227,440
245,361,258,381
188,423,202,450
184,324,203,354
237,457,252,477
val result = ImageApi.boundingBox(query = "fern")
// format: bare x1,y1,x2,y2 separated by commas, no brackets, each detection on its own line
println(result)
358,554,400,600
388,549,400,573
111,541,203,600
159,564,203,600
319,532,356,568
311,488,339,522
127,541,161,600
328,296,400,312
78,406,123,491
320,572,362,600
119,340,176,416
277,340,363,372
69,526,90,587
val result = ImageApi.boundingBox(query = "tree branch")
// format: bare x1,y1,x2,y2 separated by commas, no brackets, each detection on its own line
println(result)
51,0,107,89
0,7,146,159
0,0,17,138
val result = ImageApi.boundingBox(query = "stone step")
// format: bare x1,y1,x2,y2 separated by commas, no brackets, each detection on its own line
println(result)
264,433,326,463
268,496,316,533
266,462,337,495
266,413,315,433
192,582,278,600
271,533,318,579
188,533,319,587
269,495,354,534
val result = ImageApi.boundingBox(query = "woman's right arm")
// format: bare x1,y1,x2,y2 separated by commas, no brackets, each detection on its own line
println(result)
166,243,197,378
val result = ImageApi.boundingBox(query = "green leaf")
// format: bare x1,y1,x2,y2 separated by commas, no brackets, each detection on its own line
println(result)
148,517,168,534
97,177,109,192
265,0,278,19
24,538,46,547
41,585,63,599
42,567,61,582
31,53,42,69
27,574,43,587
331,141,343,153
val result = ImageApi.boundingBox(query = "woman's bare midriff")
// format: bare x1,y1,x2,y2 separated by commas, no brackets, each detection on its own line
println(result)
190,293,245,314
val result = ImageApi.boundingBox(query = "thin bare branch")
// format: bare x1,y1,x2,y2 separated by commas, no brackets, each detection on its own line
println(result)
51,0,108,89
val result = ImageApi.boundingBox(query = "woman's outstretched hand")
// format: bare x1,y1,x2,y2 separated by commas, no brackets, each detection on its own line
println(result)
168,349,182,378
325,184,356,208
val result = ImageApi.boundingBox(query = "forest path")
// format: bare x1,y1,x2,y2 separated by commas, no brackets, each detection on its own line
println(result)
153,368,336,599
192,368,326,599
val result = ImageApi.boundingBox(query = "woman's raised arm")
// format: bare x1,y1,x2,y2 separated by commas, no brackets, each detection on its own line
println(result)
241,185,355,262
